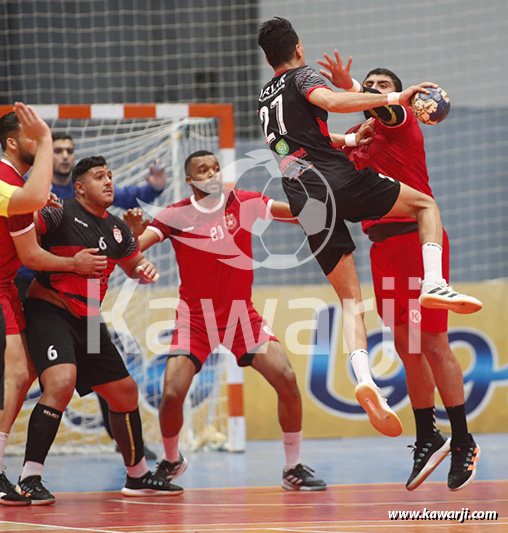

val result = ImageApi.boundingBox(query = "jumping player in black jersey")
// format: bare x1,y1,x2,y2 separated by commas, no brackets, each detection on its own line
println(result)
16,156,183,505
257,17,482,438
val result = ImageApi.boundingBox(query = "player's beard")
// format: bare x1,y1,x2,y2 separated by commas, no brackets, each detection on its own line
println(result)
18,145,35,166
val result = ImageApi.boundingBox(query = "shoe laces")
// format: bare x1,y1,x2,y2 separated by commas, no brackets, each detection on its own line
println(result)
291,464,315,479
408,440,433,464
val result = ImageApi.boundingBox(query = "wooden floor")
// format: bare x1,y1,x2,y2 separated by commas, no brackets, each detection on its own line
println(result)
0,480,505,532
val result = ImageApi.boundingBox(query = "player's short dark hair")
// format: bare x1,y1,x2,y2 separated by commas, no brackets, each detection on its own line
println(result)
52,132,74,144
184,150,215,175
72,155,108,185
364,68,403,92
0,112,21,151
258,17,299,69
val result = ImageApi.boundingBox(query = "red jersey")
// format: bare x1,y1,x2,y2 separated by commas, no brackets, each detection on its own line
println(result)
148,189,272,326
0,159,35,286
343,108,433,233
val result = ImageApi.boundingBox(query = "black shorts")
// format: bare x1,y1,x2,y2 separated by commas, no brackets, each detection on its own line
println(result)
283,168,400,275
24,298,130,397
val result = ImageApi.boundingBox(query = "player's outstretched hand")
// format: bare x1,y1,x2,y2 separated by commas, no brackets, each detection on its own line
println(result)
124,208,149,238
73,248,108,276
146,158,167,191
46,192,62,209
317,49,354,90
134,262,159,284
13,102,51,142
399,82,438,106
355,117,376,146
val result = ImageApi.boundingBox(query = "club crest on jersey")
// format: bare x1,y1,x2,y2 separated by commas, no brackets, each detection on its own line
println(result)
225,212,238,231
113,227,123,243
275,139,290,156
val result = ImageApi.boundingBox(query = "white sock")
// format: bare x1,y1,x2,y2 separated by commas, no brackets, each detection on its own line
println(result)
422,243,443,284
0,432,8,470
20,461,44,481
162,434,180,463
283,430,302,470
350,349,375,385
126,457,150,479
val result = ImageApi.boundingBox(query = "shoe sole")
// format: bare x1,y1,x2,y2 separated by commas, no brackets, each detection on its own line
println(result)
355,383,403,437
121,487,184,497
448,445,481,491
0,498,31,507
30,498,56,506
281,480,327,491
419,294,482,314
406,438,451,491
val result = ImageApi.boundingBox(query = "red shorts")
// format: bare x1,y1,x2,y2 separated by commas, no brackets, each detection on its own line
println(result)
169,303,278,371
370,230,450,334
0,283,25,335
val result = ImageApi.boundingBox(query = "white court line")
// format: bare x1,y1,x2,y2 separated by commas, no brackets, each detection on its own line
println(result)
0,520,127,533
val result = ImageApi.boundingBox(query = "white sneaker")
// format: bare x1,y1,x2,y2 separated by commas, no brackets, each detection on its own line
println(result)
354,382,403,437
419,279,482,314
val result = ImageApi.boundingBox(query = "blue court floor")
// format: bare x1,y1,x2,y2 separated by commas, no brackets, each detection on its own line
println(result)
3,433,507,493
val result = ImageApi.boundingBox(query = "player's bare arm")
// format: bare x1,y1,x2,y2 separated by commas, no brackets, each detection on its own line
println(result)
309,82,436,114
5,103,53,214
269,201,300,224
13,228,107,276
123,208,159,252
119,252,159,284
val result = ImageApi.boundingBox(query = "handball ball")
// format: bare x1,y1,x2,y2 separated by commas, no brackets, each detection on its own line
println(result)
411,87,451,125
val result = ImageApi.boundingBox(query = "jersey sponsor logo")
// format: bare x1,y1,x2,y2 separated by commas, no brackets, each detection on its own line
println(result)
182,226,195,232
74,216,88,228
47,344,58,361
225,212,238,231
259,73,287,102
275,139,290,156
113,227,123,243
98,236,107,250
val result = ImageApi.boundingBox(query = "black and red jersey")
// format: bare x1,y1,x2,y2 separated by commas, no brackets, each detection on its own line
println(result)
35,198,138,316
258,65,362,213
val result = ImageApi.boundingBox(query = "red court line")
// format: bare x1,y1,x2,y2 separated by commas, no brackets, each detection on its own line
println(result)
0,481,506,533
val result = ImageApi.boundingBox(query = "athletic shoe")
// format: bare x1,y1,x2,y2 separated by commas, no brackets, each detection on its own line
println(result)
448,435,480,491
406,430,451,491
354,382,403,437
281,464,327,491
121,469,184,497
156,452,188,481
16,475,55,505
0,471,31,506
419,279,482,314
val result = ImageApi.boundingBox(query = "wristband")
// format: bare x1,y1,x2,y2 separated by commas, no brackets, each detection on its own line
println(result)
387,92,400,105
344,133,357,147
346,78,362,93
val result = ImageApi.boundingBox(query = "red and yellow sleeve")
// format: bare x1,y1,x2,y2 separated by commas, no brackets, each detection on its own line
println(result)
0,180,19,217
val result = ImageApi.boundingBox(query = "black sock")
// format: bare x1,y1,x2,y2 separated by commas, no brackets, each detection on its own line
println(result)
445,404,471,445
98,395,114,439
24,403,63,465
109,408,145,467
413,406,436,442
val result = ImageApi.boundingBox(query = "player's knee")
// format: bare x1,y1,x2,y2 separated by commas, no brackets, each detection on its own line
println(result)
161,386,186,410
275,367,300,398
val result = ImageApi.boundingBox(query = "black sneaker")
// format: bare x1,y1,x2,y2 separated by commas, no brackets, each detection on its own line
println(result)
281,464,327,491
448,435,480,491
406,430,451,491
156,452,188,481
121,469,184,497
0,471,31,506
16,475,55,505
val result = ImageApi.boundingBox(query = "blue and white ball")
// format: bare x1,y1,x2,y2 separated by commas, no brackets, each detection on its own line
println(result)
411,87,451,125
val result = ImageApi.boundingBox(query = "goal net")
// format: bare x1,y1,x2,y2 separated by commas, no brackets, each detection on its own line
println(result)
7,104,244,455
